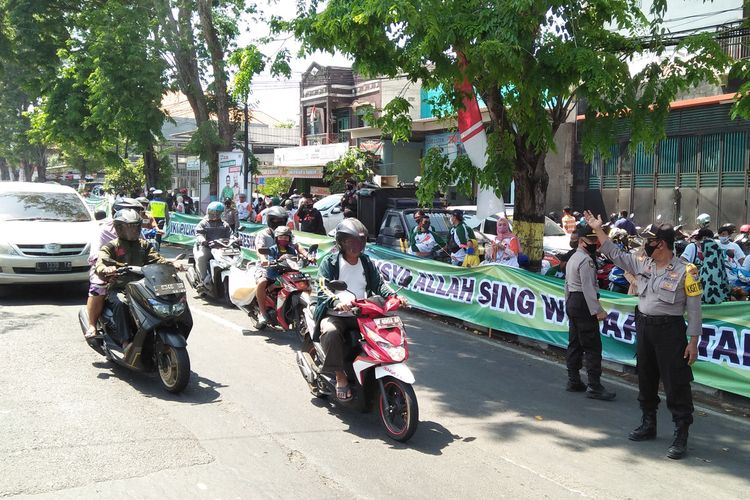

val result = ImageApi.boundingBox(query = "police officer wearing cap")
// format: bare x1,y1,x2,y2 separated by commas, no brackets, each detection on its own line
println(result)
564,224,616,400
584,211,702,460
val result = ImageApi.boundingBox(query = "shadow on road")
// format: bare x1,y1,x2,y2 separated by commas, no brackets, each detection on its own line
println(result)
401,312,750,475
92,361,226,404
309,396,459,455
0,282,87,306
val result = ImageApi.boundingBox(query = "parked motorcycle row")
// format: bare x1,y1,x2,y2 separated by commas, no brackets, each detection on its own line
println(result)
179,237,420,442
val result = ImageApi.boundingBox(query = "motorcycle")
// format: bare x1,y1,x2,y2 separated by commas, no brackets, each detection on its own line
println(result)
239,244,319,331
295,277,419,442
186,237,242,305
78,263,193,393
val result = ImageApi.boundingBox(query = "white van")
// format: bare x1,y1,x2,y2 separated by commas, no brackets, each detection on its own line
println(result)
0,182,98,284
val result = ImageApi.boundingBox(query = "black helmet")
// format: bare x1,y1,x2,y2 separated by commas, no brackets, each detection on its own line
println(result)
112,197,142,216
335,218,368,254
718,223,736,235
266,206,288,229
113,209,142,241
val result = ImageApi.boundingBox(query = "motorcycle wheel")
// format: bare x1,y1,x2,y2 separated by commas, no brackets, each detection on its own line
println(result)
157,346,191,393
378,376,419,442
223,278,232,307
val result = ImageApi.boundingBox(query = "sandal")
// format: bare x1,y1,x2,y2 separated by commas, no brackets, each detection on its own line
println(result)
84,326,99,340
336,384,353,402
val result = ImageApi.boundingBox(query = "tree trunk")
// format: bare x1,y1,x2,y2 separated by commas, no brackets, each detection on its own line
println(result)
21,159,34,182
35,147,48,183
158,1,217,195
0,158,9,181
512,146,549,272
143,144,159,188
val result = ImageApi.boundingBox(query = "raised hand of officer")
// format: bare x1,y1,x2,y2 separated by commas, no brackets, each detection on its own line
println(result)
596,310,608,321
583,210,604,230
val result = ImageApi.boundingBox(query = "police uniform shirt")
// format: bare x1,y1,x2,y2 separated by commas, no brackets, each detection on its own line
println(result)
600,239,702,336
564,248,603,315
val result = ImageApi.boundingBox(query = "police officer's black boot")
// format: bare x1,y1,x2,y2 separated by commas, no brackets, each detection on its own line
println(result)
566,371,586,392
666,423,690,460
629,411,657,441
585,376,616,401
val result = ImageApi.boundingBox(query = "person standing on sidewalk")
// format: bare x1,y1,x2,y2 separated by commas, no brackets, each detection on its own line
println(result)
584,211,702,460
564,224,616,401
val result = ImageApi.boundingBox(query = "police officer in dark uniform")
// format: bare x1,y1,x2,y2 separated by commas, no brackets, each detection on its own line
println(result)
564,224,616,400
584,211,702,460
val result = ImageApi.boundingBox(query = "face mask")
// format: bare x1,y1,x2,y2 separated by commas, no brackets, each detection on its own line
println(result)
645,242,659,257
719,236,729,244
584,243,597,254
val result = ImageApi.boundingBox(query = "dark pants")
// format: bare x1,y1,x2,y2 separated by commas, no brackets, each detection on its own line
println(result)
635,312,694,424
107,292,132,346
319,316,359,374
566,292,602,382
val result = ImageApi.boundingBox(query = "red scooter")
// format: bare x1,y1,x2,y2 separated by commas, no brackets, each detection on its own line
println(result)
296,277,419,442
240,245,318,331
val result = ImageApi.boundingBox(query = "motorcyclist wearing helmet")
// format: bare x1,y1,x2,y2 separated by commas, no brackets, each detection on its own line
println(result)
254,206,293,327
136,196,159,233
313,218,406,401
265,226,314,282
94,209,172,351
194,201,233,285
84,197,143,339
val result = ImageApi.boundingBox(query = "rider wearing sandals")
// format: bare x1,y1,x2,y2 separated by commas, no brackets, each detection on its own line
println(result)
314,218,406,401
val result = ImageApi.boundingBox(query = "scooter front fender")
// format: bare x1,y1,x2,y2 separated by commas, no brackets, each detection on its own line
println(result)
375,363,415,384
157,330,188,348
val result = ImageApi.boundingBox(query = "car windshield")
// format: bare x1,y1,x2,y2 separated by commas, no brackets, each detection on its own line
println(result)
313,194,340,212
405,211,453,235
0,192,92,222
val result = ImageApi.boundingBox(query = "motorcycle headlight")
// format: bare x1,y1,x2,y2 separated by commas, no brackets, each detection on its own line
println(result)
172,301,187,316
367,329,406,362
148,298,173,316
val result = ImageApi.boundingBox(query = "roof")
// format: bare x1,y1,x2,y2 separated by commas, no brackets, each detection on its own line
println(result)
575,92,737,121
0,181,79,194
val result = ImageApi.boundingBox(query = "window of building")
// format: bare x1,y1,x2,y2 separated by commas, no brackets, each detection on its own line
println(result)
657,137,678,187
680,135,699,188
700,133,720,188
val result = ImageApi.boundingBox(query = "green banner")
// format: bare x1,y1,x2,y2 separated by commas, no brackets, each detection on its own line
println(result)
83,195,110,214
366,245,750,399
165,212,750,398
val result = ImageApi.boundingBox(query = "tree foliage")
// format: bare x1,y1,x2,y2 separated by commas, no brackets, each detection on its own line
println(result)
290,0,730,265
257,177,292,197
323,148,378,192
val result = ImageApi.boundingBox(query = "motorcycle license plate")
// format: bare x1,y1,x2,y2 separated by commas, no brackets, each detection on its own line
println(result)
374,316,403,329
36,261,72,273
154,282,186,296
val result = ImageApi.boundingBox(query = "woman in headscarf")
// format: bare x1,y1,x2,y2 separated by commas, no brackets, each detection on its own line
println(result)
485,217,522,267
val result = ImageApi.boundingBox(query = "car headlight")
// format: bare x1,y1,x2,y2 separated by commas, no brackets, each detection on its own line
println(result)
0,241,18,256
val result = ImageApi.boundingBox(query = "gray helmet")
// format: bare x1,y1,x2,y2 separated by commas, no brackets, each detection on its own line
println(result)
266,206,288,229
696,213,711,228
273,226,293,239
335,218,368,253
136,196,149,207
113,209,142,241
112,197,142,216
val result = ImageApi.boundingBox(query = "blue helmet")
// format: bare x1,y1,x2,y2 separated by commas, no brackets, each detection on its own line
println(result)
207,201,225,221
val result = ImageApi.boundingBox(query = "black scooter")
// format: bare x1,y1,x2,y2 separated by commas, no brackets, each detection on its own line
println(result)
79,263,193,393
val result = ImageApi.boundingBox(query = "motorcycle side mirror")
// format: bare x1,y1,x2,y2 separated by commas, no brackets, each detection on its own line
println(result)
257,247,270,255
308,244,319,254
328,280,348,291
398,275,413,287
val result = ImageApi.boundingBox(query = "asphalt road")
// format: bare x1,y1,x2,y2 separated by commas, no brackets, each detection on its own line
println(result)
1,252,749,499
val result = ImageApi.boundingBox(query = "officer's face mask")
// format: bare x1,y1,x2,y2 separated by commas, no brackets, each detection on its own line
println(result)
645,239,660,257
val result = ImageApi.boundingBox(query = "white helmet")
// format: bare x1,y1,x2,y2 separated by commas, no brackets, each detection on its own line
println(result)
696,213,711,228
113,209,142,241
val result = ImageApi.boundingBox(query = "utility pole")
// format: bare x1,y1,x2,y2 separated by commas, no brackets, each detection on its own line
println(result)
244,98,252,204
